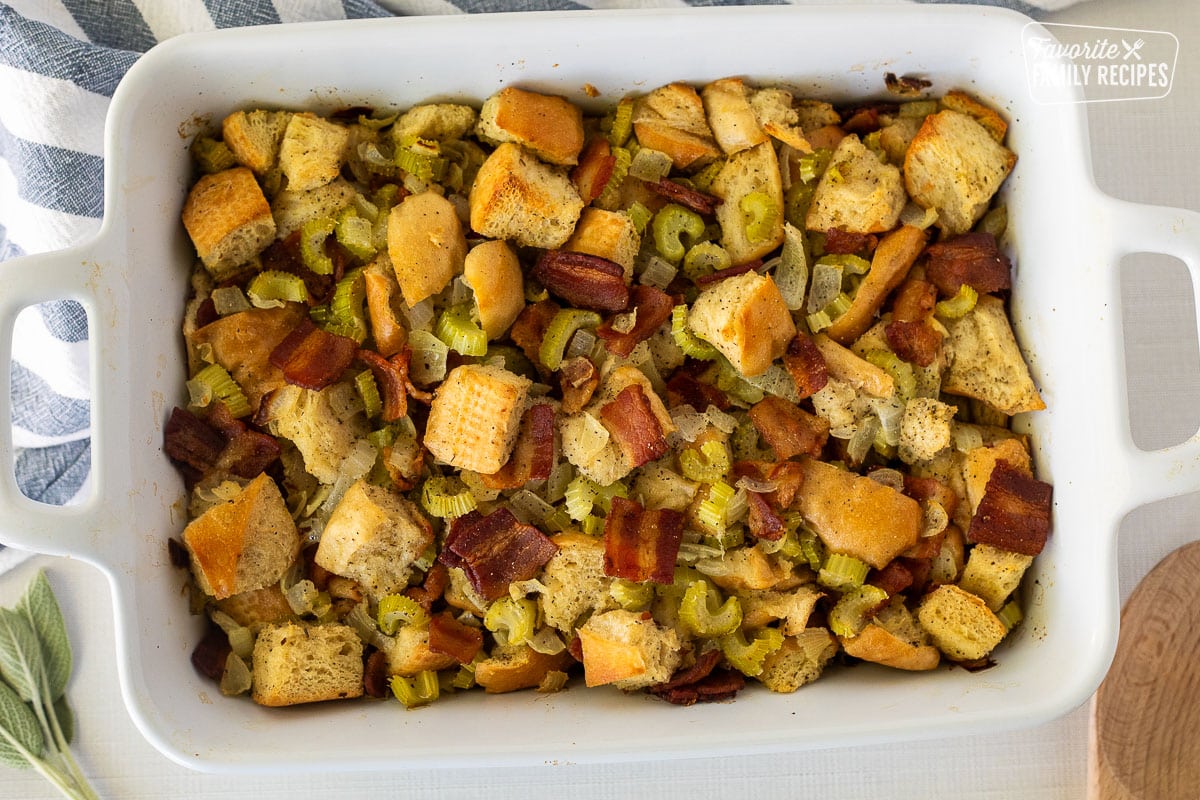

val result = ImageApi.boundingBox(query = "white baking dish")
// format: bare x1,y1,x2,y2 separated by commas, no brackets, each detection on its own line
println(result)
2,4,1199,773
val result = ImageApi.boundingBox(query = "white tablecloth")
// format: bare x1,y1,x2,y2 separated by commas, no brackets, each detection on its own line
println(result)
3,0,1198,796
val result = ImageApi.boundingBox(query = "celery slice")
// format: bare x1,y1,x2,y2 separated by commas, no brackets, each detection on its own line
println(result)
335,207,377,262
609,579,655,612
652,204,706,263
191,136,237,174
679,580,743,638
670,305,719,360
818,552,871,591
394,136,447,181
420,475,477,519
805,292,852,334
797,148,832,184
540,309,601,371
740,191,780,244
246,270,309,308
997,600,1024,631
798,527,826,571
377,594,430,635
678,439,731,484
864,349,917,401
607,96,634,147
483,596,538,647
935,283,979,320
300,216,336,275
435,303,488,357
829,584,888,638
391,670,440,708
596,146,632,209
697,480,736,535
720,627,784,677
190,363,251,418
626,201,653,235
690,159,724,193
681,241,731,283
581,513,606,537
322,268,368,343
564,475,598,521
355,369,383,420
816,253,871,275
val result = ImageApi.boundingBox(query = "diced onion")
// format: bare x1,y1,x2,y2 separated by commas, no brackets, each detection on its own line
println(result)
408,329,449,384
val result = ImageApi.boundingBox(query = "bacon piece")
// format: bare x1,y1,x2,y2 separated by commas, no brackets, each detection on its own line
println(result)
885,72,933,96
648,179,722,216
596,285,676,358
165,405,280,483
559,356,600,414
599,384,669,468
268,318,358,390
841,104,896,134
603,497,684,584
428,612,485,665
767,461,807,510
886,277,942,367
533,251,630,313
924,232,1012,298
968,461,1053,556
748,396,829,460
363,269,407,357
746,490,785,541
404,562,449,613
212,426,281,480
191,625,231,682
870,560,914,595
195,296,219,329
665,372,730,411
358,348,410,422
782,334,828,400
440,509,558,600
481,403,556,490
571,136,616,204
509,299,561,367
164,406,226,475
650,649,745,705
363,650,391,698
904,474,960,519
823,228,878,256
892,278,938,323
694,261,760,289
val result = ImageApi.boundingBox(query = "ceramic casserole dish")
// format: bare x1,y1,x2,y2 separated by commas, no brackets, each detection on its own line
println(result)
3,4,1200,773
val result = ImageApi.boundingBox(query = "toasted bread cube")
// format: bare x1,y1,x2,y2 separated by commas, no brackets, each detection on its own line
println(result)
711,141,786,264
877,116,923,165
740,585,824,635
387,190,467,307
251,622,363,706
917,583,1008,661
695,544,799,593
959,543,1034,611
221,109,292,174
183,473,299,601
757,628,838,693
270,177,356,239
424,364,532,474
805,134,906,234
539,532,612,634
314,479,434,601
469,142,585,249
940,90,1008,143
942,294,1045,416
393,103,477,142
278,113,349,192
899,397,958,464
689,271,796,377
261,383,369,484
474,644,574,693
793,99,841,133
961,437,1032,514
382,625,458,677
701,77,769,155
562,208,640,282
905,110,1016,236
215,585,298,633
463,240,525,339
182,167,276,276
749,87,811,151
632,83,721,171
841,623,940,671
477,87,585,166
797,458,922,569
814,333,896,399
188,305,305,410
577,609,682,689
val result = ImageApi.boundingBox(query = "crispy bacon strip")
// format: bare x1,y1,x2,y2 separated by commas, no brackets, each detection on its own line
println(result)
404,562,449,613
649,648,746,705
480,403,556,490
968,461,1053,556
823,228,878,256
748,396,829,460
533,251,630,313
600,384,669,468
596,285,676,358
886,278,942,367
164,406,226,475
924,232,1012,298
164,406,280,484
191,625,231,682
428,612,485,665
665,372,730,411
509,299,561,367
746,490,785,541
363,650,391,698
269,318,358,390
695,261,759,289
559,356,600,414
440,508,558,600
571,137,616,204
870,560,914,595
648,179,722,216
767,461,807,510
603,497,684,584
213,427,281,480
782,334,828,400
358,348,410,422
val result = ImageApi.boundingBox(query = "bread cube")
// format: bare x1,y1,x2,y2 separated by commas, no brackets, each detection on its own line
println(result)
748,87,811,151
695,544,799,592
917,583,1008,661
758,628,838,693
959,543,1034,611
278,112,349,192
469,142,585,249
476,87,585,166
841,623,940,671
251,622,363,706
424,364,532,474
538,532,612,634
577,609,682,690
942,294,1045,416
961,436,1032,514
181,166,276,276
393,103,478,142
940,90,1009,143
261,382,369,484
877,116,923,165
796,458,922,569
688,271,795,377
270,177,356,239
183,473,299,601
216,586,298,633
805,133,906,234
382,625,457,677
188,305,305,410
314,479,435,601
463,240,525,339
474,644,574,694
899,397,958,464
701,77,769,155
387,190,467,307
904,109,1016,236
740,585,823,635
632,83,721,171
711,141,786,264
221,109,292,174
562,208,640,281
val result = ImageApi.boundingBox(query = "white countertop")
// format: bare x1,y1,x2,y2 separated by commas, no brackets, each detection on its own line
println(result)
4,0,1198,796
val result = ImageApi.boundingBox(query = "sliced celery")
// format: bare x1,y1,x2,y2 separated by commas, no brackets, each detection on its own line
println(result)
719,627,784,677
798,526,826,572
355,369,383,420
740,191,780,244
335,207,377,262
435,303,488,357
697,480,736,535
682,241,731,282
805,292,852,334
483,596,538,647
797,148,832,184
564,475,598,521
246,270,309,308
190,363,251,418
864,349,917,401
607,97,634,147
300,216,336,275
670,305,719,360
678,439,731,484
377,594,430,635
935,283,979,320
652,204,706,263
190,136,237,174
323,268,368,344
679,580,743,638
394,136,447,181
818,552,871,591
815,253,871,275
690,159,724,193
997,600,1023,631
540,309,601,371
626,201,653,235
829,584,888,638
610,579,655,612
596,146,632,209
391,670,440,708
420,475,477,519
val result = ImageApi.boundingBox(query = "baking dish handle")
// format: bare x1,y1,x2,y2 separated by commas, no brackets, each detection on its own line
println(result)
1103,197,1200,508
0,241,110,565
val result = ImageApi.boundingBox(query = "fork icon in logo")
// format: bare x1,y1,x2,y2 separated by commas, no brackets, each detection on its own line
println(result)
1122,38,1146,60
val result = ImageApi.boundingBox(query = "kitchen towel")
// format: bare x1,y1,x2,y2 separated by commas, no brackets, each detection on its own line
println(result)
0,0,1081,568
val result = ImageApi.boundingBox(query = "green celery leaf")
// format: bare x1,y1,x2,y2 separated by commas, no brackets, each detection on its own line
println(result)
0,608,45,703
16,571,72,701
0,679,44,768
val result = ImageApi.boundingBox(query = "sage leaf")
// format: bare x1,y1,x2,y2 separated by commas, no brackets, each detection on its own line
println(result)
0,609,45,704
53,697,74,746
16,571,72,701
0,678,44,768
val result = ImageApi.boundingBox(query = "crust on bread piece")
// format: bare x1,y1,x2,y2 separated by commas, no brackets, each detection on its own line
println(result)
477,87,585,166
469,142,585,250
182,166,276,276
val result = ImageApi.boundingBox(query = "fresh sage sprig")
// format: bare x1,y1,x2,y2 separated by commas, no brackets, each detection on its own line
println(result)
0,570,99,800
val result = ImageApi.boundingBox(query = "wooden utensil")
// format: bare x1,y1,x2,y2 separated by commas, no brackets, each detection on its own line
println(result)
1089,540,1200,799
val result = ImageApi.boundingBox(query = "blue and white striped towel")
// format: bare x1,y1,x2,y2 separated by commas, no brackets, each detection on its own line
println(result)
0,0,1077,570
